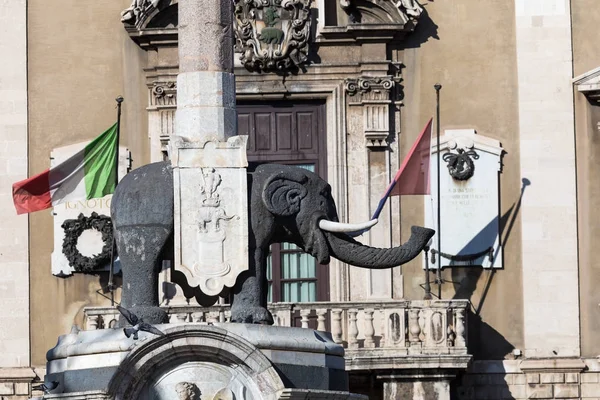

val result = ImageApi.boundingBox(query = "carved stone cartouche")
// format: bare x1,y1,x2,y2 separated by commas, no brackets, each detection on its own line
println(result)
233,0,312,72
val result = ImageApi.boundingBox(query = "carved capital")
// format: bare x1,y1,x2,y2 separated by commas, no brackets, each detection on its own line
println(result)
345,76,395,147
233,0,313,72
151,81,177,107
345,76,394,99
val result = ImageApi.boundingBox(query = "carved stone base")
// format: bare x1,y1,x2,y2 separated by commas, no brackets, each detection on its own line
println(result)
44,324,361,400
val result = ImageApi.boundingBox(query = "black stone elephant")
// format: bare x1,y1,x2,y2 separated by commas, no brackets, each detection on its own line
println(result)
111,162,435,324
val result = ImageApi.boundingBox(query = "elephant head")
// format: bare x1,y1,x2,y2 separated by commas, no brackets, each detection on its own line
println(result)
254,164,435,268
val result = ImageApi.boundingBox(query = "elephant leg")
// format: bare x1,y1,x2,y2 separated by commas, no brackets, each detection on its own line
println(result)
231,246,273,324
115,226,171,326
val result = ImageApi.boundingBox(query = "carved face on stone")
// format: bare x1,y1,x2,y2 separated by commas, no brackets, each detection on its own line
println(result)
175,382,200,400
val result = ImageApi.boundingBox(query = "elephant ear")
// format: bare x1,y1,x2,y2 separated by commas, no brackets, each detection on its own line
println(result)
263,169,309,217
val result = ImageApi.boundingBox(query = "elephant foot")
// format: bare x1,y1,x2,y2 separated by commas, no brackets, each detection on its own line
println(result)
117,305,169,328
230,306,274,325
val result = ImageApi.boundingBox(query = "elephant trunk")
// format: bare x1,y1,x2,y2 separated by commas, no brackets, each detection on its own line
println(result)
325,226,435,269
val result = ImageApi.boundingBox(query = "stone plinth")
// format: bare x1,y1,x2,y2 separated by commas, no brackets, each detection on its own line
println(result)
43,324,361,400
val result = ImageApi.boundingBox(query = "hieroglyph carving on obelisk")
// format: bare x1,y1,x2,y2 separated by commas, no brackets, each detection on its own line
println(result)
170,0,249,296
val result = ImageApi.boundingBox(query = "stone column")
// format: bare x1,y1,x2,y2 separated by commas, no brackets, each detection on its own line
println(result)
177,0,236,141
170,0,249,296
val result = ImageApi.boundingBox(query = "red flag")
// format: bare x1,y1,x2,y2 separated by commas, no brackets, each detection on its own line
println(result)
389,117,433,196
348,118,433,236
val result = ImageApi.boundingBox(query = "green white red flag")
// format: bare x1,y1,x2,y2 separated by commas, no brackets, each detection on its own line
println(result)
12,123,118,214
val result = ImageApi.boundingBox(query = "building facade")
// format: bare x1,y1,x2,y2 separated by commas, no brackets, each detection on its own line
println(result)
1,0,600,399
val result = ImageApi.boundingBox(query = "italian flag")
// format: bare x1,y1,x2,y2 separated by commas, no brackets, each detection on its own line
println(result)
12,123,118,215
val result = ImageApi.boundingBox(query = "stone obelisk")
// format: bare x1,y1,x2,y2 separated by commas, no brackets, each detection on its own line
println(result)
170,0,248,296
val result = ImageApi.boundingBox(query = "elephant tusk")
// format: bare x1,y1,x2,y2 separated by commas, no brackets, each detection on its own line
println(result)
318,218,378,233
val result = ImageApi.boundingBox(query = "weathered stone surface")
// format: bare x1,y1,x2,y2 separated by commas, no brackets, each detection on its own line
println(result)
0,382,14,395
111,162,174,324
175,72,237,141
553,383,579,398
178,0,233,73
526,384,553,399
582,373,600,383
540,372,565,384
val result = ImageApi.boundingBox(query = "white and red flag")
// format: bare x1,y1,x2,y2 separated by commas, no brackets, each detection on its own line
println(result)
12,123,118,214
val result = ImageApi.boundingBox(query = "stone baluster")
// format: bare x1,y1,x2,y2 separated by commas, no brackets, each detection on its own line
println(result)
348,310,359,349
408,309,421,343
331,309,344,344
104,314,118,329
363,309,375,348
225,310,231,322
219,308,226,323
86,315,99,331
176,313,188,323
192,312,204,323
379,309,386,348
300,309,311,329
454,308,466,347
418,310,426,342
207,311,219,324
316,309,327,332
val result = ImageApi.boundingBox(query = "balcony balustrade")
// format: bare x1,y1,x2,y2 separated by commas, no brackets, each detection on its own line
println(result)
83,300,469,371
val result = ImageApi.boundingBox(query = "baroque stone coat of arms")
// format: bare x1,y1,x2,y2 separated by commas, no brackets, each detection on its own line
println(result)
233,0,312,72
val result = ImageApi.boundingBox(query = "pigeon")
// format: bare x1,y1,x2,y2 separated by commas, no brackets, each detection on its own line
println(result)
116,305,166,340
33,381,59,394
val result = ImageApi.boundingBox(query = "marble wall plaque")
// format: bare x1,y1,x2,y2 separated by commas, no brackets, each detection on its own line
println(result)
51,142,130,276
170,136,249,296
424,129,504,269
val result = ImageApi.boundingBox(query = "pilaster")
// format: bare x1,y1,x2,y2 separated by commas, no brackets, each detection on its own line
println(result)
514,0,580,357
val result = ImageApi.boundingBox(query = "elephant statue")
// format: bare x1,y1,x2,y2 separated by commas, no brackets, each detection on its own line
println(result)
111,162,435,324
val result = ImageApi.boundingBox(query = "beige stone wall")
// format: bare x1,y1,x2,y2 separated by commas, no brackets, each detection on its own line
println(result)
398,1,524,359
571,0,600,358
27,0,148,365
0,0,30,371
457,359,600,399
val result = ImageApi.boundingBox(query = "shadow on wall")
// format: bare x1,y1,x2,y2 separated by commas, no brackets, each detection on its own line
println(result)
447,178,530,360
399,6,440,49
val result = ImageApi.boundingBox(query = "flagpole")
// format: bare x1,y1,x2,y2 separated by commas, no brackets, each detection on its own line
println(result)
108,96,123,306
434,84,442,299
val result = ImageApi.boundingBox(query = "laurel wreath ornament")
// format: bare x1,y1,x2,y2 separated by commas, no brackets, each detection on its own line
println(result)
442,149,479,181
61,212,114,273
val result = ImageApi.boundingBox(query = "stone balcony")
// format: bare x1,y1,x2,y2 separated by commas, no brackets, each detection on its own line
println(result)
83,300,471,374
